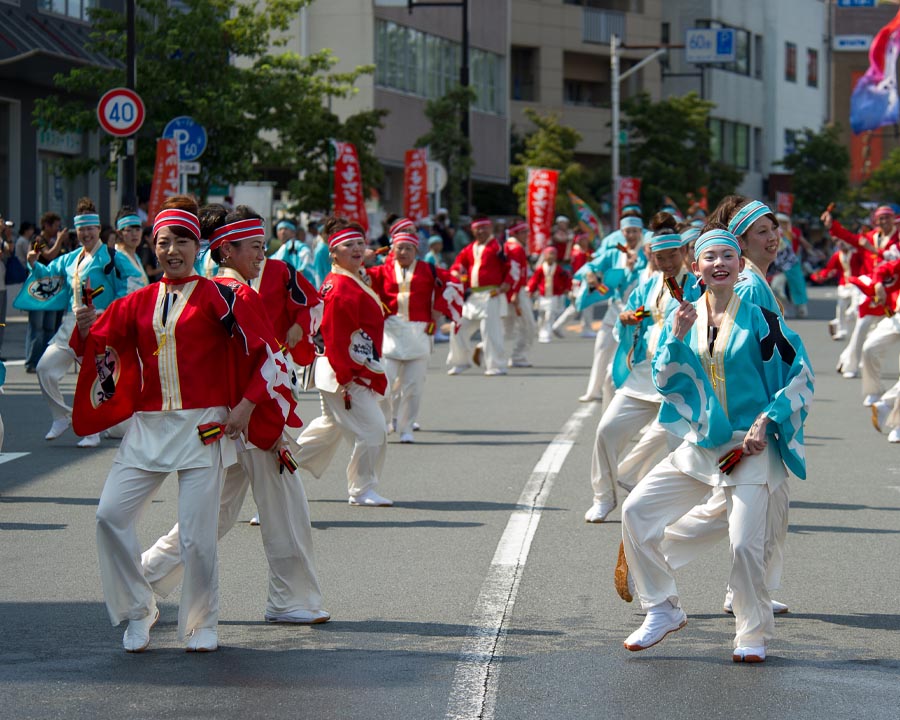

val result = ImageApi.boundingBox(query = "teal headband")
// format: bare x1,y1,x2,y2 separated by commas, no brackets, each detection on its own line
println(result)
680,227,701,246
649,233,683,253
74,213,100,229
728,200,772,237
116,215,142,231
694,229,741,257
277,220,297,231
622,204,641,214
620,216,643,230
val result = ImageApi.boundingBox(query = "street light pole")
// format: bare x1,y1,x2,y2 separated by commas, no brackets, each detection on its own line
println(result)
123,0,137,208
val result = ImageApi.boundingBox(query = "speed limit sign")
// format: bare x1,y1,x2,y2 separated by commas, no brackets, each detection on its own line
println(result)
97,88,145,137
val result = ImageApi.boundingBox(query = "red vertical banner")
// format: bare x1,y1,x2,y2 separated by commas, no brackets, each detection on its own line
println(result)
332,141,369,233
617,177,641,218
403,148,428,222
526,168,559,255
776,192,794,216
148,138,179,222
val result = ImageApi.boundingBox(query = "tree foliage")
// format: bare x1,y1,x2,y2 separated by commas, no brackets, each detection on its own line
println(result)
621,92,743,213
510,108,586,216
415,85,476,225
777,124,850,216
34,0,383,206
862,146,900,207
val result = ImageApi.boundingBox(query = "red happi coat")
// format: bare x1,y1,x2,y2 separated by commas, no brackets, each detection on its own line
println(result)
810,247,867,287
71,275,298,449
368,255,464,324
830,219,900,272
450,237,512,290
319,267,388,395
527,262,572,296
250,257,323,366
504,238,530,300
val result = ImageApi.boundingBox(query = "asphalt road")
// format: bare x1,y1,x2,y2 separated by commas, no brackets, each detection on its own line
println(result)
2,285,900,720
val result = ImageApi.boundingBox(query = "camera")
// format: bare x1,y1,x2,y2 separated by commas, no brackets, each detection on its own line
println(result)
3,220,13,227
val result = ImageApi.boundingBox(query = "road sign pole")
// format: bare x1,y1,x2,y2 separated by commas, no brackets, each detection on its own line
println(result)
123,0,137,208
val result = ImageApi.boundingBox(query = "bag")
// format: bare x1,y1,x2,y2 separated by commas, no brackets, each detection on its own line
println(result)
4,255,27,285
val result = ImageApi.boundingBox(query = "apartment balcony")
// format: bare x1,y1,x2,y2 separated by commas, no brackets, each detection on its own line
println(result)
582,8,625,45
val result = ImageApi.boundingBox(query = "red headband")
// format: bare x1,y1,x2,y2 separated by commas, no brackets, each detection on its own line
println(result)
508,222,528,235
153,208,200,241
389,217,416,236
208,218,266,252
875,205,894,219
391,231,420,248
471,219,492,230
328,228,365,249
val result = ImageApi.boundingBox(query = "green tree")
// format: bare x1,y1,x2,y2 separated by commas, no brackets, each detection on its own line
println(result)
777,124,850,216
415,85,476,225
34,0,382,205
621,91,743,213
863,145,900,206
510,108,586,216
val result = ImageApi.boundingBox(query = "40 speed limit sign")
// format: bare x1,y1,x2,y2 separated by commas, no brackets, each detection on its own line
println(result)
97,88,145,137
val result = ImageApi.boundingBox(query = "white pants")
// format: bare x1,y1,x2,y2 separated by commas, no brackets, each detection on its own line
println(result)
37,314,77,423
832,285,858,338
536,295,564,342
447,293,507,372
661,481,789,593
861,315,900,397
96,454,224,639
295,384,387,497
616,419,674,493
839,313,879,373
382,356,428,436
590,392,659,505
583,314,617,403
503,288,535,363
141,446,323,616
622,458,773,648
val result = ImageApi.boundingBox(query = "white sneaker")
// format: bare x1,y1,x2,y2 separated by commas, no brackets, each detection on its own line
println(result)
584,501,616,523
122,600,159,653
872,401,891,433
412,422,420,431
349,489,394,506
578,393,602,403
185,628,218,652
889,428,900,444
579,329,597,338
399,432,414,443
484,368,507,376
508,359,532,368
723,598,788,614
249,515,260,526
843,370,859,379
45,418,71,441
833,332,847,341
77,433,101,448
265,608,330,624
624,602,687,651
863,393,881,407
538,335,552,344
732,645,766,663
447,365,470,376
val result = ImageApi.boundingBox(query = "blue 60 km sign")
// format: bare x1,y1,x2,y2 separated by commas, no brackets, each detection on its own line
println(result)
162,116,208,162
97,88,145,137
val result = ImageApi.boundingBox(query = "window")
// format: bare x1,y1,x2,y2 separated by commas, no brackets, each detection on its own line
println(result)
753,127,762,172
754,35,763,79
374,19,504,115
785,42,797,83
511,46,537,102
710,119,723,163
564,80,607,108
735,124,749,169
38,0,96,21
784,129,798,156
807,48,818,88
710,118,750,169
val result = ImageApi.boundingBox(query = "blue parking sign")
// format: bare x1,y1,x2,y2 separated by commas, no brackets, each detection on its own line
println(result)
162,116,208,162
716,29,733,56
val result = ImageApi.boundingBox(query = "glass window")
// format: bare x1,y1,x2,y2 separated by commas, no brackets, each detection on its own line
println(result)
784,129,798,156
39,0,95,21
754,35,763,79
807,48,818,88
511,46,537,102
735,124,749,169
785,42,797,83
710,119,722,163
753,127,762,172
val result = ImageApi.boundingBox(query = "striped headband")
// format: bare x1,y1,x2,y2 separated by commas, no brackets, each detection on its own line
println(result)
620,216,643,230
209,218,266,251
622,204,641,214
508,222,528,235
74,214,100,229
680,227,702,246
328,228,364,249
690,218,705,228
728,200,772,237
874,205,894,219
152,208,201,241
276,219,297,231
116,215,142,231
649,233,683,253
389,217,416,236
470,219,492,230
694,229,742,257
391,231,420,248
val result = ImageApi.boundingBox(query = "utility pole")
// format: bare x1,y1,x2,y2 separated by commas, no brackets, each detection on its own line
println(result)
123,0,137,208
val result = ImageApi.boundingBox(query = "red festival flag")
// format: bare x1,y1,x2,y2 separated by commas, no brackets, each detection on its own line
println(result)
332,141,369,233
403,148,429,222
776,192,794,217
527,168,559,255
148,138,179,222
618,177,641,218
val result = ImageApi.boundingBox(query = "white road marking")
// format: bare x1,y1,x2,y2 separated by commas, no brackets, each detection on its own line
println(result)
0,452,30,466
4,359,25,366
445,405,596,720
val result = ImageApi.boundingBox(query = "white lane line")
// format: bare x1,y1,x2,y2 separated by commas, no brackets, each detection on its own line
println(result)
445,404,596,720
3,359,25,366
0,452,30,466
